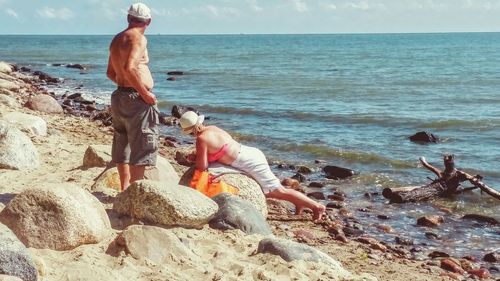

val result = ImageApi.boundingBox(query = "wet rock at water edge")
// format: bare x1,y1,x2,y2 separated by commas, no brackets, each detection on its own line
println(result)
342,226,364,237
409,131,439,144
166,76,176,81
297,166,313,174
428,251,449,259
308,181,325,188
291,172,306,182
323,165,355,180
395,236,414,246
67,93,82,100
425,232,441,240
326,202,345,209
307,192,325,200
167,71,184,76
462,214,498,225
483,252,499,263
171,104,199,119
417,215,444,227
66,64,86,70
32,71,59,83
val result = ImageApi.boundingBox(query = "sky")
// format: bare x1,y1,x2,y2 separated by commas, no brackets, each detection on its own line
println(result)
1,0,500,35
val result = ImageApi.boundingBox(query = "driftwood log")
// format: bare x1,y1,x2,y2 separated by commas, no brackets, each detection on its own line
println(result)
383,155,500,203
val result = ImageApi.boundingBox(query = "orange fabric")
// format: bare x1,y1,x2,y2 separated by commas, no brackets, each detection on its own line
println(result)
190,169,239,198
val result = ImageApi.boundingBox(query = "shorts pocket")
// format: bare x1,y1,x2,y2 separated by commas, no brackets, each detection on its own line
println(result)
142,127,158,151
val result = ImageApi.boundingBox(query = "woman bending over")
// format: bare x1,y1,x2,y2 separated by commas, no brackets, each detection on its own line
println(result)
180,111,325,221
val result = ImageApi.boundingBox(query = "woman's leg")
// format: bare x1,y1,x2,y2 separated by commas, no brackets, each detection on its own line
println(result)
265,187,325,221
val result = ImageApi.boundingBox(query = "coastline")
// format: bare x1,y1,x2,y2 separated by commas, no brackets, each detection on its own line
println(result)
0,62,496,281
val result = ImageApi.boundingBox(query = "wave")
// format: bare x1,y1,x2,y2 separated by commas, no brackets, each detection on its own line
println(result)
419,119,500,130
272,143,415,168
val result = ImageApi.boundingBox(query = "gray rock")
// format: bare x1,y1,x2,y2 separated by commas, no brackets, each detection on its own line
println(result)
25,94,63,114
4,112,47,136
113,180,218,228
0,184,111,250
0,122,39,170
257,237,350,275
0,223,38,281
82,144,112,168
180,166,268,217
116,225,198,264
209,193,272,235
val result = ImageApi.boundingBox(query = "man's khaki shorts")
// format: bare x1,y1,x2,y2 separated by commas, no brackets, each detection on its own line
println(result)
110,87,159,166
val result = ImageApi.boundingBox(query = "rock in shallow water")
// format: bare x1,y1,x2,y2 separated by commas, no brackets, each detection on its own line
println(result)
323,165,355,180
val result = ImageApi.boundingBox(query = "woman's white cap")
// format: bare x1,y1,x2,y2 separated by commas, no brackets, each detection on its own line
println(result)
128,3,151,20
179,111,205,134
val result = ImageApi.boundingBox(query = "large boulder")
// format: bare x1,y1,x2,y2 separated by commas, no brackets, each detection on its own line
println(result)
91,156,180,191
209,193,272,235
25,94,63,114
409,131,439,143
0,223,38,281
257,238,351,277
116,225,198,263
0,80,19,92
0,95,17,108
83,145,112,168
0,122,39,170
0,184,111,250
113,180,218,228
180,166,268,217
4,112,47,136
0,63,12,74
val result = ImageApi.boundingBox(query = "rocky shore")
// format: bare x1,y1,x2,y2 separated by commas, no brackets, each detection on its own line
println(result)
0,61,497,281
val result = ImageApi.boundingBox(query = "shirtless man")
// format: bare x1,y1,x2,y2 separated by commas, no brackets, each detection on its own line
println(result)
106,3,158,191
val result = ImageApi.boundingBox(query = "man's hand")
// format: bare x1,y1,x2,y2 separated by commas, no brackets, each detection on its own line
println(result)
141,91,157,105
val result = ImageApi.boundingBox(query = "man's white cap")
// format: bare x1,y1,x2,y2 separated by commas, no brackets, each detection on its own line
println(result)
128,3,151,20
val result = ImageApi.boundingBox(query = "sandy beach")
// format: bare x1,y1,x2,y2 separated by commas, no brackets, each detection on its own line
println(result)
0,62,496,281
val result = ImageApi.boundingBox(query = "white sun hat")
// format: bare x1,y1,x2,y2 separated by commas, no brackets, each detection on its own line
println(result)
128,3,152,20
179,111,205,134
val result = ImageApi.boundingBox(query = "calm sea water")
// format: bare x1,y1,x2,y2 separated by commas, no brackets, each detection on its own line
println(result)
0,34,498,258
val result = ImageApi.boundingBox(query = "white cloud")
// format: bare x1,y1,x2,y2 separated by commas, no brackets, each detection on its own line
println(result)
204,5,239,18
289,0,308,12
321,2,337,11
247,0,263,12
344,1,385,11
6,8,18,18
37,6,74,20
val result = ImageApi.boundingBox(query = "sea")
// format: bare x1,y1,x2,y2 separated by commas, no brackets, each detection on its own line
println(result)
0,33,498,261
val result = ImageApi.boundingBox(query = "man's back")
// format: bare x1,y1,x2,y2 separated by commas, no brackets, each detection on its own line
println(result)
109,28,154,90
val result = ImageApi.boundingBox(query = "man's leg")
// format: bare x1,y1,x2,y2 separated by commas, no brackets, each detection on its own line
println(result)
129,165,146,185
117,163,131,191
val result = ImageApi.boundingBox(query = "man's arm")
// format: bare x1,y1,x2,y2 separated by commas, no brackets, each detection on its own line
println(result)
106,56,117,83
124,36,156,104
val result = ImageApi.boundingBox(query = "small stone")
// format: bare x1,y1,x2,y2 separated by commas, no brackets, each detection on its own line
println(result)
326,202,345,209
429,251,450,259
307,192,326,200
377,214,390,220
291,172,306,182
370,242,387,252
334,234,348,243
376,224,394,233
308,181,325,188
417,215,444,227
395,236,414,246
425,232,441,240
467,268,491,279
441,258,465,275
281,178,300,189
483,252,499,263
297,166,313,174
327,194,345,202
342,227,364,237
